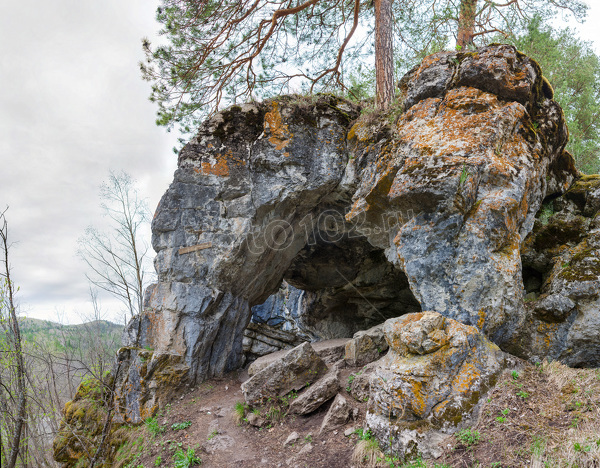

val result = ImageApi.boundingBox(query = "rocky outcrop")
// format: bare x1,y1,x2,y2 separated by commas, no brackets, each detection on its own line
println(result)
517,174,600,366
112,44,598,425
248,338,349,376
112,347,190,423
348,45,573,350
248,282,317,345
242,322,306,362
366,312,506,459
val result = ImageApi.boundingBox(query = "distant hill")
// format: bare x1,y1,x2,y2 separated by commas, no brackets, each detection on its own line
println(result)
17,317,123,353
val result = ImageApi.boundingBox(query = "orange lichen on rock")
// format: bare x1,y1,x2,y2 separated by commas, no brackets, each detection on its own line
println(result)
264,101,292,150
193,149,247,177
199,156,229,176
369,312,505,427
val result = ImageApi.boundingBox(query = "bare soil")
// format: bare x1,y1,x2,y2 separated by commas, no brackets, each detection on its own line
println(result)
136,366,367,468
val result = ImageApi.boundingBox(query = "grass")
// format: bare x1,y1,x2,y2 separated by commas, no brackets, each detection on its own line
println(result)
233,401,247,424
353,437,386,467
440,361,600,467
171,421,192,431
145,416,166,436
173,446,201,468
456,428,481,447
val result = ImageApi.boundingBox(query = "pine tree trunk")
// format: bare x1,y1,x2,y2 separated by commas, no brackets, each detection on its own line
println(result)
375,0,394,110
457,0,478,48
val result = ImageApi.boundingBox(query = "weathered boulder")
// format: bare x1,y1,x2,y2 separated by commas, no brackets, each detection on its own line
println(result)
366,311,506,459
312,338,350,364
113,347,190,423
348,360,380,402
241,342,328,406
320,394,352,434
344,324,388,366
517,174,600,366
288,368,340,415
53,377,111,465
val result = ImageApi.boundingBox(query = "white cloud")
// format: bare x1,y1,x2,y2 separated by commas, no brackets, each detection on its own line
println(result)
0,0,177,324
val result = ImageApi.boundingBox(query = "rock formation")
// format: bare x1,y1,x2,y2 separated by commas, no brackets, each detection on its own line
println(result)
112,44,597,426
517,174,600,367
366,312,506,459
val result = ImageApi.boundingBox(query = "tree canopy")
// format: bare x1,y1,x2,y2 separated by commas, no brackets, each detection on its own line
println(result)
141,0,587,137
507,17,600,174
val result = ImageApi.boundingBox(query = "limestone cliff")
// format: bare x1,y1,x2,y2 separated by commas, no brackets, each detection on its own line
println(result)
105,46,598,427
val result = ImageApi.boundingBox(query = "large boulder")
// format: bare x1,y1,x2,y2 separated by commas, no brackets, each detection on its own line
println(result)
288,367,340,415
241,342,328,406
366,311,506,459
320,394,352,434
344,324,388,366
248,338,350,377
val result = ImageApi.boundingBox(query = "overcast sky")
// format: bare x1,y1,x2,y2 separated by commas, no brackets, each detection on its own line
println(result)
1,1,599,325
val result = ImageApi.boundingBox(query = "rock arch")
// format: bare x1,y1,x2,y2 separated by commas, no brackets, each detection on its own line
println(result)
115,46,598,424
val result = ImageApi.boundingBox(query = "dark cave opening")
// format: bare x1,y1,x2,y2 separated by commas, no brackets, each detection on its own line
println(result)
243,220,421,361
522,266,544,295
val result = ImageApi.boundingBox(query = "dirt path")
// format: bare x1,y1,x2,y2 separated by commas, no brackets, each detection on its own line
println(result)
137,367,366,468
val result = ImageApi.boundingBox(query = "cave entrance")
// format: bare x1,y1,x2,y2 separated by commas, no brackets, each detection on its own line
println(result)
242,208,421,362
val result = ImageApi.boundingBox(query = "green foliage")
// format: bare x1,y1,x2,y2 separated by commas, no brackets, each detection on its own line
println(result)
456,428,481,447
496,408,510,423
144,0,587,143
539,202,555,225
506,16,600,173
17,317,122,355
145,416,166,436
154,455,163,466
173,446,201,468
115,434,146,468
517,390,529,399
459,164,470,186
511,370,519,380
233,401,247,423
171,420,192,431
354,427,374,440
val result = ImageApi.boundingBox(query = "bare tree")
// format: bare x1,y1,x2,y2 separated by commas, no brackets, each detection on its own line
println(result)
78,171,152,324
0,208,27,468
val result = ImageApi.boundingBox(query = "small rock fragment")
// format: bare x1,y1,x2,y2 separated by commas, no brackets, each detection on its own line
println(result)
320,394,351,434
